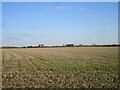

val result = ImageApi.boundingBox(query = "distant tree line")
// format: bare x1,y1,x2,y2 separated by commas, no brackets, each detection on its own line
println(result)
1,44,120,48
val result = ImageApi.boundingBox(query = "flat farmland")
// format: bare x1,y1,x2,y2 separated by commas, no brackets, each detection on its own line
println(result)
2,47,119,88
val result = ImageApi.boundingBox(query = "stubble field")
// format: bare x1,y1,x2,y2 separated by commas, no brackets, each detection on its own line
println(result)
2,47,119,88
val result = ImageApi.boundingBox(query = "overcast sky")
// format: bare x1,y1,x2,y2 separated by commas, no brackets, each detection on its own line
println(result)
2,2,118,46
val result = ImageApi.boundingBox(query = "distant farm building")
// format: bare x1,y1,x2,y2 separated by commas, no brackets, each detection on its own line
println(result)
66,44,74,47
38,44,44,47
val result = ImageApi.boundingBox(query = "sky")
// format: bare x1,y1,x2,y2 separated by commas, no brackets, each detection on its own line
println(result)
2,2,118,46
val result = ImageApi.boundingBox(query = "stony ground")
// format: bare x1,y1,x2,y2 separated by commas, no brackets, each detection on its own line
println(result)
2,47,119,88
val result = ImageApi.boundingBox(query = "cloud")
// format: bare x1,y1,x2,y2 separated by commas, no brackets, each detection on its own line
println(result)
78,8,86,11
55,6,69,10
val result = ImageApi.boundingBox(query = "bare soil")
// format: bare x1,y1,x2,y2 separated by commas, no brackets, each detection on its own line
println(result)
2,47,119,88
